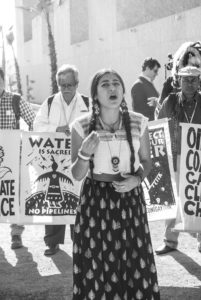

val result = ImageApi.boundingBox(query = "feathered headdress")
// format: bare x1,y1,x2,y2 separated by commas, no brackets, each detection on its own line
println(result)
172,41,201,77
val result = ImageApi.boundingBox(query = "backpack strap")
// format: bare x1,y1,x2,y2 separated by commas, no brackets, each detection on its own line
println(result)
47,94,55,117
81,95,90,111
12,93,21,129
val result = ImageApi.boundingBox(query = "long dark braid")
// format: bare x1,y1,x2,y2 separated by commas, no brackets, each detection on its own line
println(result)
88,100,99,180
121,98,135,175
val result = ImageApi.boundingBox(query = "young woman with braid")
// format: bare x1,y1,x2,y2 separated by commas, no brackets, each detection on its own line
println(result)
71,69,160,300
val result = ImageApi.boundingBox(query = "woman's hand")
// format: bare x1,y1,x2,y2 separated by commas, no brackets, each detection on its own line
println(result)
112,173,141,193
80,131,100,157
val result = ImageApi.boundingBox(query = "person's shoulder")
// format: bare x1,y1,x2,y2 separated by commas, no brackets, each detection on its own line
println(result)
196,91,201,101
72,112,91,128
127,111,148,135
4,90,14,98
163,92,179,104
71,112,91,138
128,110,148,124
131,77,144,88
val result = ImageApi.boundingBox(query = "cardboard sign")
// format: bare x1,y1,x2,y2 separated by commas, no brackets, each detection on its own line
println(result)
146,119,177,221
20,132,81,224
0,131,21,223
175,124,201,232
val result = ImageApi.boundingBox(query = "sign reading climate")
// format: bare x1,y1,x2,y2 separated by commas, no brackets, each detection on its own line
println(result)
0,131,21,223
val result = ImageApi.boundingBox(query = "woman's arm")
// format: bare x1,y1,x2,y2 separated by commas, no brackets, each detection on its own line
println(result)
71,128,89,181
71,128,100,181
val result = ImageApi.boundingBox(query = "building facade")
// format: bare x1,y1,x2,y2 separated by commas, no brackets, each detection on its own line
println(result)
14,0,201,107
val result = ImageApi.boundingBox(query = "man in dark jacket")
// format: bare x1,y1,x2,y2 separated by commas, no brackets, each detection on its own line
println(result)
131,57,161,120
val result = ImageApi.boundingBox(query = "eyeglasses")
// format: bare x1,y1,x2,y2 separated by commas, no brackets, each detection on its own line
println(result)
59,82,77,89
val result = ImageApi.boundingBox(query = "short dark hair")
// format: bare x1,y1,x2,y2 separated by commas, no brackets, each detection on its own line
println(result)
0,68,4,81
142,57,161,71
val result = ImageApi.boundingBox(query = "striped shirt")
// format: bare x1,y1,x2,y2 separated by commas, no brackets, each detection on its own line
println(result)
0,90,35,130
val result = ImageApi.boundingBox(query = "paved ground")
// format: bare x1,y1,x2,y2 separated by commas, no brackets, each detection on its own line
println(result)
0,221,201,300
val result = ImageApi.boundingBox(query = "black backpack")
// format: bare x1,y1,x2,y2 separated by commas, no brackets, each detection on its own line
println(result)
47,94,90,117
12,93,21,129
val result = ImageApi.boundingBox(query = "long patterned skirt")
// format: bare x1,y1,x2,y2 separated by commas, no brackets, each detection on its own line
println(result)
73,178,160,300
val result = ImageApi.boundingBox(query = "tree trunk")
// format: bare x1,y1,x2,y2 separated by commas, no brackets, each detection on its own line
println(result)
45,11,58,94
11,44,23,95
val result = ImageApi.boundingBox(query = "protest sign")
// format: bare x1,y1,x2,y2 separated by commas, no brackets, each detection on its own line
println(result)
174,123,201,232
0,131,21,223
20,132,81,224
146,119,177,221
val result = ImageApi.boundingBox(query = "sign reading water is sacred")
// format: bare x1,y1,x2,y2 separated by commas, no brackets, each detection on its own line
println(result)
0,131,21,223
145,119,177,221
175,123,201,232
20,132,82,224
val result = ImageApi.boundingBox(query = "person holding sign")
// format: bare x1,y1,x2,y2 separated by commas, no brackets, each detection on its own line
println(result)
71,69,160,299
156,66,201,255
34,64,90,256
0,68,35,250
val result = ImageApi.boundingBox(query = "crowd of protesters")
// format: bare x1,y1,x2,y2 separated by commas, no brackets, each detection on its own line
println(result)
1,40,201,299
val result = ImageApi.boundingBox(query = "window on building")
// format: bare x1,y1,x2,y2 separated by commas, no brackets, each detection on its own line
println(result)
116,0,201,31
69,0,89,44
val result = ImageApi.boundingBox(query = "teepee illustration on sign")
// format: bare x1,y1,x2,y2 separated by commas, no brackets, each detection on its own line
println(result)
35,156,73,208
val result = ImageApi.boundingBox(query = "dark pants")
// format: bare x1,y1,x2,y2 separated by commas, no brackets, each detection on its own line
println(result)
44,224,74,247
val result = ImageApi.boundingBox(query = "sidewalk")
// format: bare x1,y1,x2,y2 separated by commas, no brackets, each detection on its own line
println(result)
0,221,201,300
0,224,73,300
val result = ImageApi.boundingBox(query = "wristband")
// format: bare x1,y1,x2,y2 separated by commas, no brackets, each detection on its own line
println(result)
78,149,90,161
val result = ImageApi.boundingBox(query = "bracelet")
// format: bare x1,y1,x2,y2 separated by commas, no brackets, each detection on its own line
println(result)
78,149,90,161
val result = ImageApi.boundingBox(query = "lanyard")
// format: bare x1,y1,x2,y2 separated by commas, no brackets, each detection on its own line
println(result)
182,101,197,123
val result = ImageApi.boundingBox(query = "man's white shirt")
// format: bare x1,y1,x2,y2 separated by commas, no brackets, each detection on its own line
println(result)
33,91,90,132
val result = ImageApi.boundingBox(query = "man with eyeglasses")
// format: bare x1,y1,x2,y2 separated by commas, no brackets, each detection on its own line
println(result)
155,66,201,255
131,57,161,121
34,64,90,256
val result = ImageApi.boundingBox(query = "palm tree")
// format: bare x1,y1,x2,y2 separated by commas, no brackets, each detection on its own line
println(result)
17,0,58,94
6,27,23,95
0,26,6,74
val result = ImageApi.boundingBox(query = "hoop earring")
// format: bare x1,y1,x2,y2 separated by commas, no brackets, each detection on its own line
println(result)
121,98,127,112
